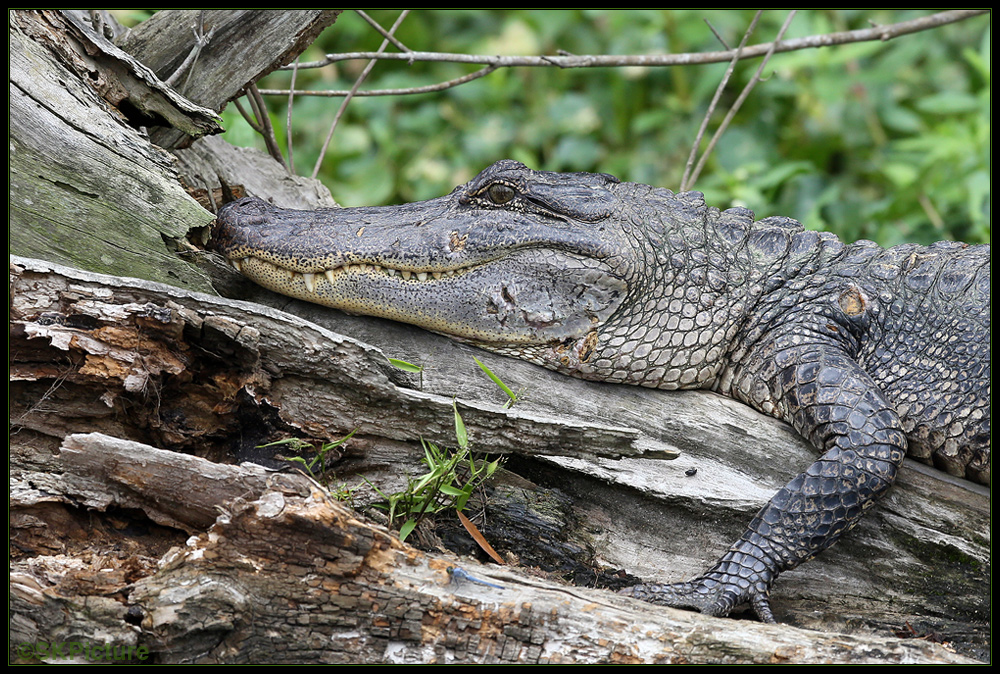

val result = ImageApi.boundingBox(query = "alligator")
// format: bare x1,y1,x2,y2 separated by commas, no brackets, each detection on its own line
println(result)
211,159,990,622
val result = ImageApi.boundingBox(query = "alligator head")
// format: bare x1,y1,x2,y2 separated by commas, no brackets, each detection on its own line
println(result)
212,160,646,368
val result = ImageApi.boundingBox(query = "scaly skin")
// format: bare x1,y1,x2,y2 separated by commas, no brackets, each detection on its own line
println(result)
212,160,990,621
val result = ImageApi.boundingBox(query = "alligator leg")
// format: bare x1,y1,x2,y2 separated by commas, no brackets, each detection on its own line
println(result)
620,343,908,621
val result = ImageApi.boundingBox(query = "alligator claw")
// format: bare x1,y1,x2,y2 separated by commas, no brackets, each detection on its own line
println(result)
619,571,776,623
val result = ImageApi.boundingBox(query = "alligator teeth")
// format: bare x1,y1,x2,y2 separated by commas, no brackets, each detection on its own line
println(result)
231,257,243,273
302,272,316,292
270,263,465,285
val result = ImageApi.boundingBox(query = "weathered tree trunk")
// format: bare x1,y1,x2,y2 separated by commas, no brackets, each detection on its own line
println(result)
9,10,216,292
8,9,989,664
116,9,340,149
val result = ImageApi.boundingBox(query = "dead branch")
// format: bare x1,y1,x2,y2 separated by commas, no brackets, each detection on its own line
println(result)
680,11,763,191
311,10,410,178
257,10,988,98
682,10,796,190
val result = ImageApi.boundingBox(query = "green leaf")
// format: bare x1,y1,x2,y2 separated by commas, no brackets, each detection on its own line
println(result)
881,162,919,188
454,492,472,511
486,458,502,477
411,468,443,494
256,437,313,450
473,356,518,405
421,438,437,466
914,92,980,115
388,357,423,372
324,428,357,448
453,400,468,449
398,519,418,542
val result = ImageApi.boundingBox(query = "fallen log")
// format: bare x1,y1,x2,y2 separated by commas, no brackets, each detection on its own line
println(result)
9,256,988,663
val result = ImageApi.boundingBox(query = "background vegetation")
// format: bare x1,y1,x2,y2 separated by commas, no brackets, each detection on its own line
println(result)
127,10,991,246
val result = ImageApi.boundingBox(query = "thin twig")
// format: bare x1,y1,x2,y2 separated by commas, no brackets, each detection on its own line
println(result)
286,58,299,175
165,10,215,94
917,193,945,231
280,10,985,72
246,84,289,171
233,98,264,133
704,19,731,50
258,64,498,98
687,10,798,188
355,10,412,54
312,10,410,179
680,11,762,192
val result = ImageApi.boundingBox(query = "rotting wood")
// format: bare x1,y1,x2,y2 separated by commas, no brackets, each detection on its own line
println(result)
10,431,981,664
9,255,988,663
8,11,216,292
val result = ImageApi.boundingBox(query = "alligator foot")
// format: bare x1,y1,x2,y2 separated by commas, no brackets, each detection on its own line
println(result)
618,570,776,623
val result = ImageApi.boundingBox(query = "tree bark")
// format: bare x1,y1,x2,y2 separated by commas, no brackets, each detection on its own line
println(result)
115,10,340,149
7,9,989,664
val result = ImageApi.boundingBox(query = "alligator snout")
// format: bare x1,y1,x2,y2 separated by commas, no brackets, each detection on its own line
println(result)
212,197,275,253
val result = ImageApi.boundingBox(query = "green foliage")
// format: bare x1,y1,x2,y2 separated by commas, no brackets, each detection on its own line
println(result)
258,429,357,481
221,10,988,247
367,357,519,540
257,356,515,541
368,401,503,542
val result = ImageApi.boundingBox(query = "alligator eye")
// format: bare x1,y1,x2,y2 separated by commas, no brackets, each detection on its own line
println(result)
486,183,515,205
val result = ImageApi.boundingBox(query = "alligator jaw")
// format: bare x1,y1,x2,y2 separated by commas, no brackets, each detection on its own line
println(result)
220,244,626,346
228,255,467,289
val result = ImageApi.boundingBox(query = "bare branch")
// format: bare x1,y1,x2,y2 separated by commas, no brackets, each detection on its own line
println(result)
286,58,299,175
680,11,762,192
258,64,498,98
234,88,289,172
248,84,288,171
165,17,216,95
918,193,945,231
686,11,798,188
233,98,263,133
704,19,732,51
311,10,410,179
278,10,985,73
355,9,412,54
